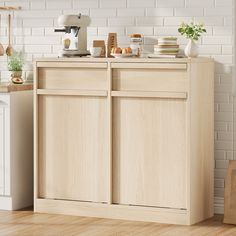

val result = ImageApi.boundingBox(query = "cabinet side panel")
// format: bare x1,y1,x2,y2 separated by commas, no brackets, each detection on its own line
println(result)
189,62,214,224
10,91,33,209
38,95,108,203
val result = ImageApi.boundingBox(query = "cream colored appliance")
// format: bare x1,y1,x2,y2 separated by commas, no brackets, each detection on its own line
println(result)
54,14,91,57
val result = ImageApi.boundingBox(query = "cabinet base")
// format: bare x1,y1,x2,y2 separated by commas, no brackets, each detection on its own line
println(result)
35,198,190,225
0,196,32,210
0,196,12,210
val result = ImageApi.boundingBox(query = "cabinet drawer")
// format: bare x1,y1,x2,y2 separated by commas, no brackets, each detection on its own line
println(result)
112,64,188,92
38,66,107,90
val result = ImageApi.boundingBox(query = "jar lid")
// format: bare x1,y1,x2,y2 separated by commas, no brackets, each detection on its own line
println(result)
130,34,142,38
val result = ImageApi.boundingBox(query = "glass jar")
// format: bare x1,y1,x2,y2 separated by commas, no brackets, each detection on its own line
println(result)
130,34,143,57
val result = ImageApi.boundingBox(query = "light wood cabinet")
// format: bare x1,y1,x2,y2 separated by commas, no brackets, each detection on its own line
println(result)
34,57,214,225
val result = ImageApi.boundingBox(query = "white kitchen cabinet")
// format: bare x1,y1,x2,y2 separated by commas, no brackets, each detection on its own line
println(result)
0,86,33,210
0,106,5,195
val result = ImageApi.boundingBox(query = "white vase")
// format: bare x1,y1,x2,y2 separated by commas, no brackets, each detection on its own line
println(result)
184,39,198,58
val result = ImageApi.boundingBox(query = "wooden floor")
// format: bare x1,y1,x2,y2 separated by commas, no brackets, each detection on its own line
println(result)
0,210,235,236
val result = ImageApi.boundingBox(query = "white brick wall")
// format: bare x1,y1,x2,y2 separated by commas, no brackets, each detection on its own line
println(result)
0,0,234,213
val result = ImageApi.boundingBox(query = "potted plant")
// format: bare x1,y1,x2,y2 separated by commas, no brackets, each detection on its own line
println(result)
178,22,206,58
8,51,24,84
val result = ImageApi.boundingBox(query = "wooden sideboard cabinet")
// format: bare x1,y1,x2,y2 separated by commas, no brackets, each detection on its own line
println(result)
0,85,33,210
34,57,214,225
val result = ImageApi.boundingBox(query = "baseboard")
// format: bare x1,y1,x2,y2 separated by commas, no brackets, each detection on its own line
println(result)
214,197,224,214
0,196,225,215
0,196,12,210
35,198,189,225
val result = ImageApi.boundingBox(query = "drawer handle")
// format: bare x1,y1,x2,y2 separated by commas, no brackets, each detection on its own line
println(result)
37,62,107,69
111,91,187,99
37,89,108,97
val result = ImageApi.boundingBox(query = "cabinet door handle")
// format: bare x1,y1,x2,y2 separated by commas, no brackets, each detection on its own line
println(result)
37,89,108,97
111,91,187,99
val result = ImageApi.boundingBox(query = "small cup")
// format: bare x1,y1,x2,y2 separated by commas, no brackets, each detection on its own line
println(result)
90,47,102,57
63,38,71,49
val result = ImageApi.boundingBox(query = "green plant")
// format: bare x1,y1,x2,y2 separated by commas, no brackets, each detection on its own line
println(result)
8,51,24,71
178,22,206,41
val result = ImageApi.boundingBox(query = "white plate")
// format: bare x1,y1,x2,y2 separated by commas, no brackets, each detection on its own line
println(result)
111,53,135,58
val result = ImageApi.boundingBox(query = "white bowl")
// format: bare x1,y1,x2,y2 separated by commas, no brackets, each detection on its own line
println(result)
90,47,102,57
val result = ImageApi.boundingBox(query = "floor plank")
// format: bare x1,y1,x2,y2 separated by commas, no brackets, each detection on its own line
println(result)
0,210,234,236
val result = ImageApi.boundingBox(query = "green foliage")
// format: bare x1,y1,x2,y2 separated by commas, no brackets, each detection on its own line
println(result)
8,51,24,71
178,22,206,41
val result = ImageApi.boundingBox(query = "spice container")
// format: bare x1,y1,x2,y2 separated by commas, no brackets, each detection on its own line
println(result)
130,34,143,57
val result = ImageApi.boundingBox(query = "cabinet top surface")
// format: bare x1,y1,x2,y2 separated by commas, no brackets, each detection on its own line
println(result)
0,82,33,93
35,56,213,64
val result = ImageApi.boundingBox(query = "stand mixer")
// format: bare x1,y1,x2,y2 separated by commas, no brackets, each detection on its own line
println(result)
55,14,91,57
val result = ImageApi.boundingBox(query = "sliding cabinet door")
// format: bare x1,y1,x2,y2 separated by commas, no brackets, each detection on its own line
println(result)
38,95,108,203
113,97,187,209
